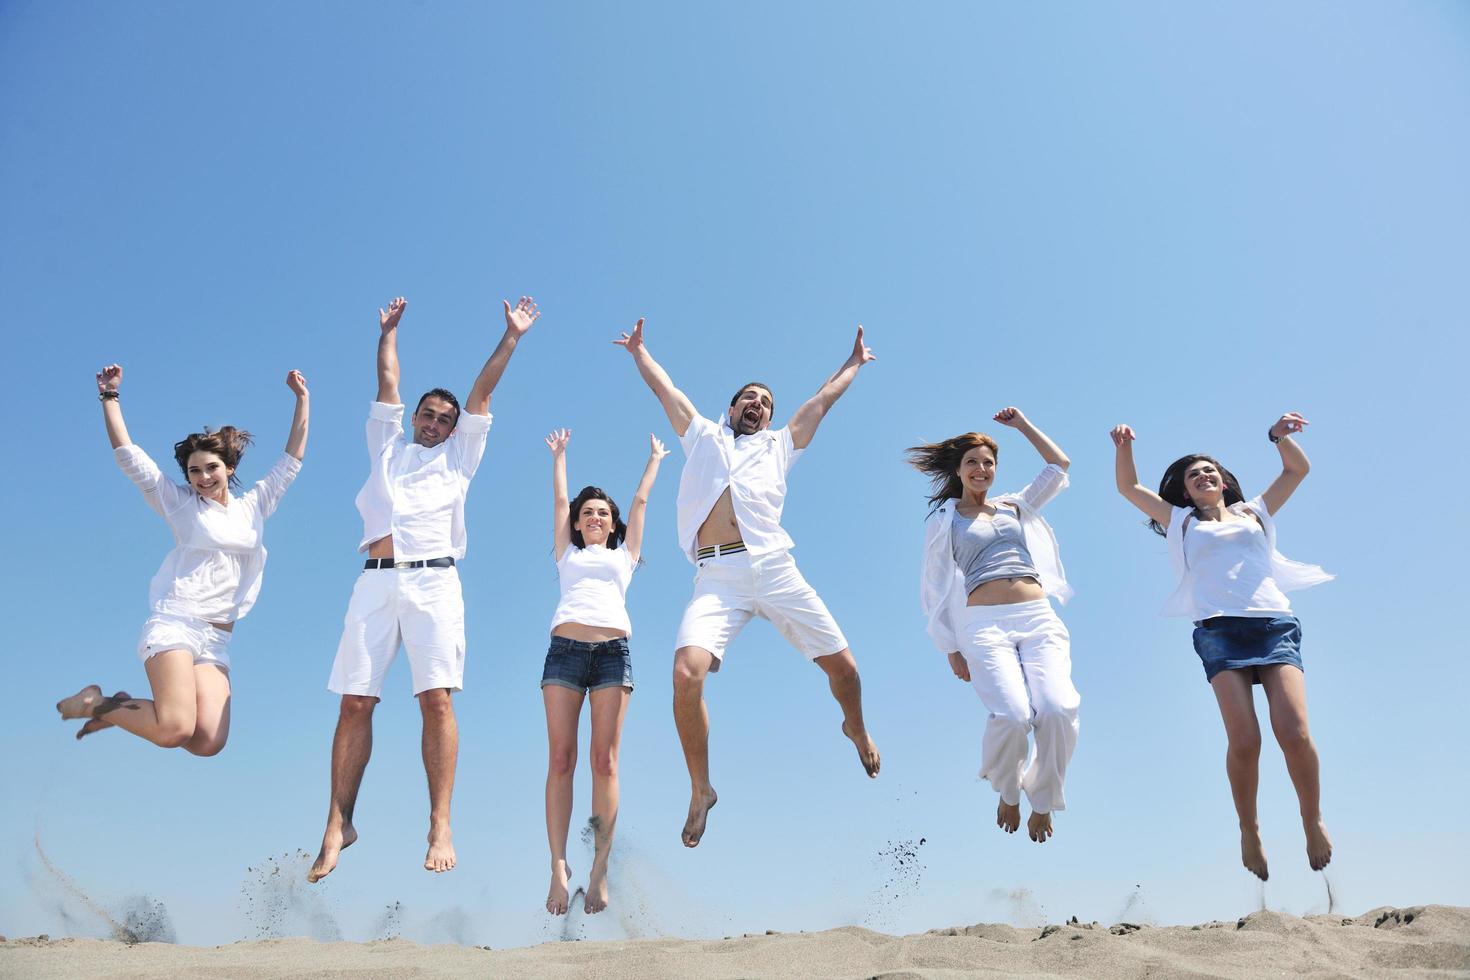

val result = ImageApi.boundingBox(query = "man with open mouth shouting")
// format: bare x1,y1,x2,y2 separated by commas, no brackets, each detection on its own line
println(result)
614,317,881,849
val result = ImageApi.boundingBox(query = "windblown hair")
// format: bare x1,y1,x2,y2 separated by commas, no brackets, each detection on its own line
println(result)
173,426,254,489
415,387,461,423
729,382,775,417
1148,454,1245,537
568,486,628,550
905,431,1000,512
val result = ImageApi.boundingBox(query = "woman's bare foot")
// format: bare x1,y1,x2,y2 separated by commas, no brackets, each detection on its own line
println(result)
57,685,105,720
1241,825,1269,881
307,822,357,883
1027,810,1053,843
546,860,572,915
585,862,610,914
841,721,881,777
682,787,718,847
424,824,456,873
1305,818,1333,871
997,800,1020,833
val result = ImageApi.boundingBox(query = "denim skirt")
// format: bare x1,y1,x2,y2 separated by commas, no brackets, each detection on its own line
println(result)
540,635,634,693
1192,615,1303,683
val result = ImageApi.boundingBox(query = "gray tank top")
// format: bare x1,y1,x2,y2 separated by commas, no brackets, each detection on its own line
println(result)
952,505,1038,594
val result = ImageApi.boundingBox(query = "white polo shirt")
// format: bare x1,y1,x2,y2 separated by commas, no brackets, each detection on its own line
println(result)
115,444,301,624
353,401,491,562
675,412,802,565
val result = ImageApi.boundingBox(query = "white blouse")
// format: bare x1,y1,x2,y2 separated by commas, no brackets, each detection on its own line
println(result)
920,463,1072,655
676,412,803,565
115,444,301,624
550,543,636,635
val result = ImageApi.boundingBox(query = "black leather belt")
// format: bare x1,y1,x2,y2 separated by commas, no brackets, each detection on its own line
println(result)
363,557,456,570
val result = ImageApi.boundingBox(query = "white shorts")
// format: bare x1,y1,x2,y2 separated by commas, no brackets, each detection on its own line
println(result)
674,551,847,668
137,612,233,670
328,566,466,698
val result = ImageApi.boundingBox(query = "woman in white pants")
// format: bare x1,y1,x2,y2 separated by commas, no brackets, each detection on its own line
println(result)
541,429,669,916
56,364,308,754
909,408,1079,843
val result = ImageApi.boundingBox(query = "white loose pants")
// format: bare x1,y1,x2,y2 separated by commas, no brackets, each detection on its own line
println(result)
959,599,1080,814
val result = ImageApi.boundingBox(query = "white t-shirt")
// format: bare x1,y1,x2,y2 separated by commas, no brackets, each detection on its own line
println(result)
675,412,802,564
550,543,636,635
1182,517,1293,620
115,444,301,624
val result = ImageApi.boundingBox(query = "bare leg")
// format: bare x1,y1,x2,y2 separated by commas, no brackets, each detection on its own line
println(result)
585,685,631,914
184,665,232,757
1260,665,1332,871
815,649,881,778
1210,670,1268,880
543,685,584,915
420,687,458,873
673,646,718,847
308,695,376,883
80,650,199,748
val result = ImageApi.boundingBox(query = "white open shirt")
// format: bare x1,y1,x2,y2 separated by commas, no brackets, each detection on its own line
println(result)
675,412,803,565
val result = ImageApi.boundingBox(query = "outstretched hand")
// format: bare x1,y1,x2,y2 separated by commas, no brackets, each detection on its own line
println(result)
379,297,407,333
545,428,571,456
649,433,670,461
96,364,123,394
285,370,309,396
613,317,646,355
504,296,541,336
850,325,876,365
993,406,1028,428
1269,412,1309,440
1109,424,1136,448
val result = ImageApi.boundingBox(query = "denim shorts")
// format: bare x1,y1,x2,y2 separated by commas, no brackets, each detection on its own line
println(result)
540,636,634,693
1192,615,1303,684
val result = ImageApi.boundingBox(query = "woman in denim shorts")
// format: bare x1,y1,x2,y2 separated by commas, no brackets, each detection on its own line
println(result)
541,429,669,917
1111,413,1334,884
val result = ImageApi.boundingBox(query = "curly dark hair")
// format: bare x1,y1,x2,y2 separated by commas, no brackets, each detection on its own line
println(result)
1148,454,1245,536
173,426,254,490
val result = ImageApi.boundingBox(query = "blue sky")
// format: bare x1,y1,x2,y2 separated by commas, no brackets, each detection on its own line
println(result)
2,0,1467,949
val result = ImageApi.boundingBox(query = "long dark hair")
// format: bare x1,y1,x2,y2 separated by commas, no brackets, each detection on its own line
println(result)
174,426,253,490
904,431,1000,512
568,486,628,549
1149,454,1245,536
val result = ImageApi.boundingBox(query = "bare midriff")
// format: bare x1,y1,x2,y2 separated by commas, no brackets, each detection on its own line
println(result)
367,535,395,560
211,621,235,632
966,576,1045,606
551,622,629,642
696,487,743,550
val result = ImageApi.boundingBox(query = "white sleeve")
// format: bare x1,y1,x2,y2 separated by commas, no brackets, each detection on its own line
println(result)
114,444,193,517
678,414,719,455
920,509,963,655
1013,463,1069,512
366,401,405,456
246,453,303,520
449,411,493,480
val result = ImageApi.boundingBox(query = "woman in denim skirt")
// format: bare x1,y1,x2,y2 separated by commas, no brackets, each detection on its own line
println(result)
1111,413,1334,882
541,429,669,916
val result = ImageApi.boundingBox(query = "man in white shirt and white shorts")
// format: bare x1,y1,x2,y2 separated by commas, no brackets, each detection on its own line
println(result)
614,317,882,848
308,294,541,883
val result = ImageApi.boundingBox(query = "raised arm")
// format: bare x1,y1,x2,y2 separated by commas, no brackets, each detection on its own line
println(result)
96,364,131,449
1259,412,1311,516
993,407,1069,470
623,434,671,563
376,297,406,405
1111,424,1173,528
546,428,572,556
613,318,696,437
465,296,540,416
788,325,876,450
284,370,310,461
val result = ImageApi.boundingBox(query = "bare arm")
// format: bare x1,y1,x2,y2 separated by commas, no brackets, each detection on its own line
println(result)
788,325,876,450
546,428,572,556
283,370,310,460
613,318,696,436
466,296,540,416
376,297,406,404
993,407,1069,470
96,364,131,448
623,434,671,563
1260,412,1311,515
1111,424,1173,527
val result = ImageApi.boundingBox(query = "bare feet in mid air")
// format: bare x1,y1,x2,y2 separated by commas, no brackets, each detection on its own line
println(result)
57,684,105,720
841,721,881,778
1241,825,1269,881
682,787,718,848
307,822,358,883
1027,811,1053,843
546,860,572,915
997,800,1021,834
1305,818,1333,871
585,862,610,914
425,824,456,873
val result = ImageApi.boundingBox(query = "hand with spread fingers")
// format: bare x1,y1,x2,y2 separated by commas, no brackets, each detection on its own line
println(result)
379,297,407,333
503,296,541,336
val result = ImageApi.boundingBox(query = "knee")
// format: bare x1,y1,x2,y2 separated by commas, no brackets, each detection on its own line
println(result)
188,735,228,757
548,746,577,778
672,651,708,694
988,706,1031,734
1031,699,1078,731
339,695,378,721
1227,732,1263,760
418,689,454,719
156,723,195,749
1274,722,1314,756
817,650,858,682
591,748,619,780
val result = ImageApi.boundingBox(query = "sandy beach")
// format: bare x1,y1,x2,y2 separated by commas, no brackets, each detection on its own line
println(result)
3,904,1466,979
